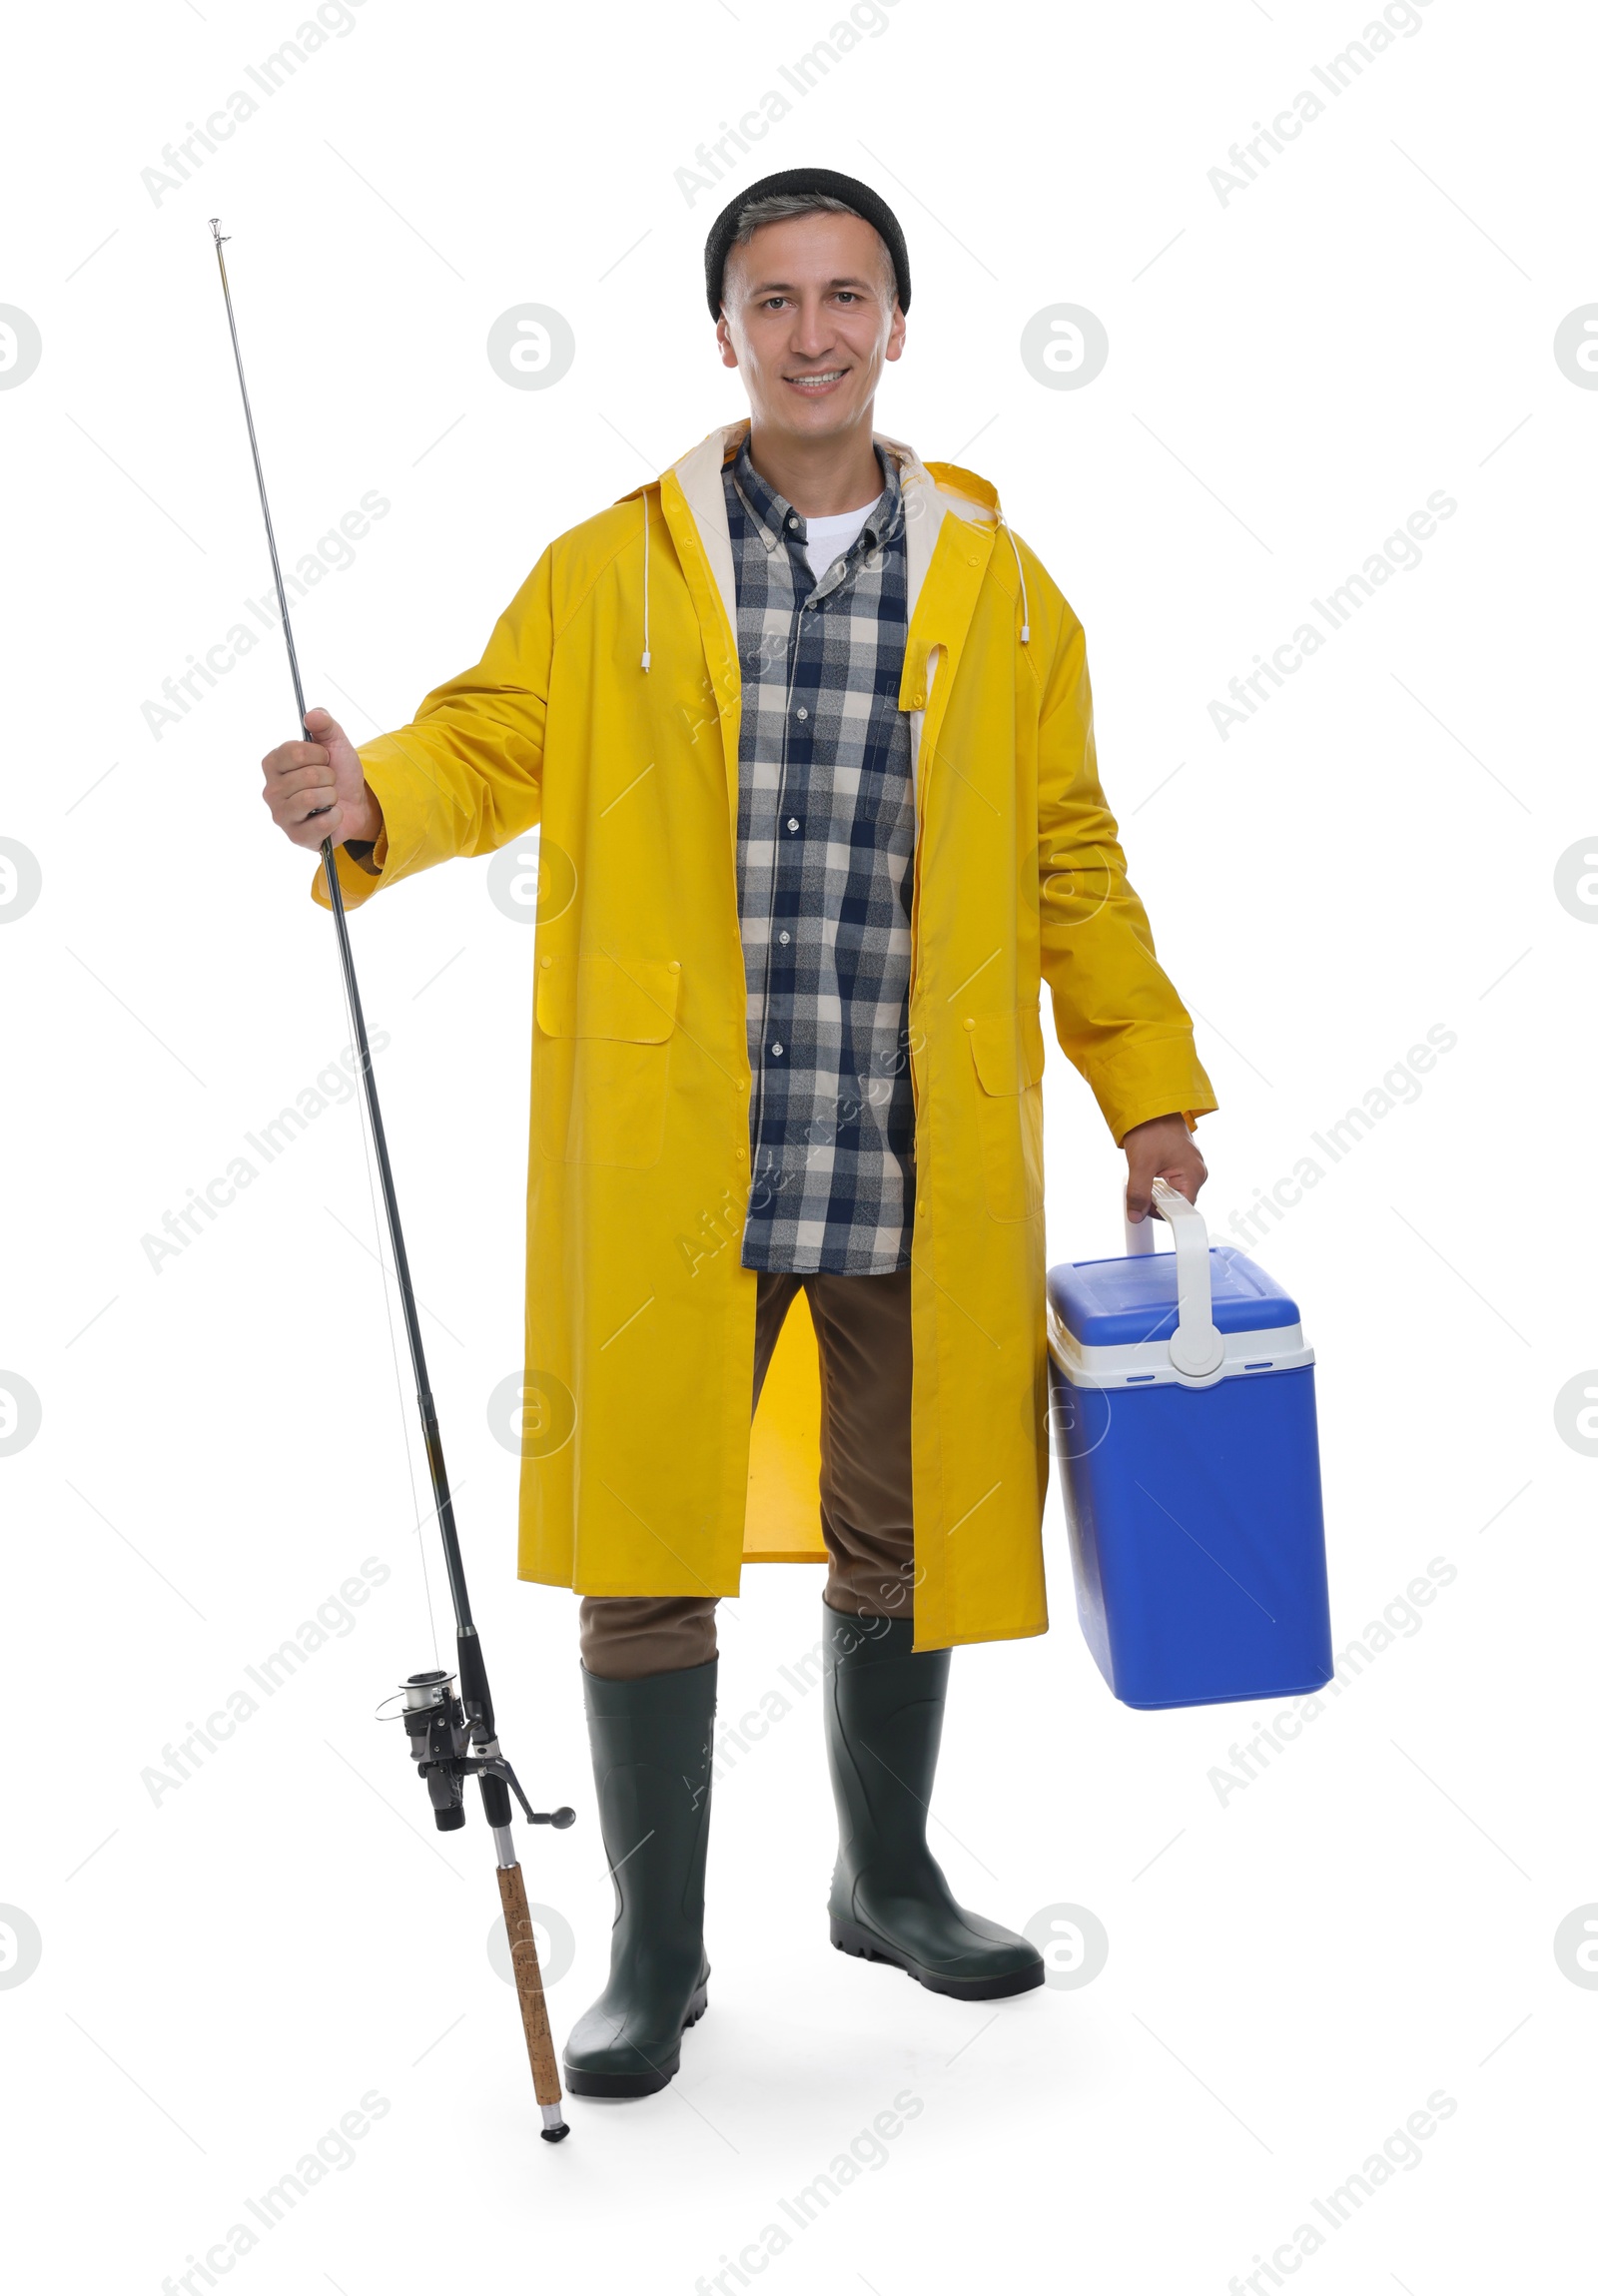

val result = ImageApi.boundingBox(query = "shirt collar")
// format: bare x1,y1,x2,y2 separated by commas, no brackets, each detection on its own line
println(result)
727,433,904,559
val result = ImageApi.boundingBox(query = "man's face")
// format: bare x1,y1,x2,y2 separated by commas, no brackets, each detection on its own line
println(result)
716,211,905,442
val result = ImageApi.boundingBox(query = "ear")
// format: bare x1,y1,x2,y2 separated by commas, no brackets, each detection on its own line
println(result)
715,311,739,371
884,301,907,366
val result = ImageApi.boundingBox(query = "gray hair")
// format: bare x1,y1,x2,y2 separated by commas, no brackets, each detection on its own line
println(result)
724,192,896,301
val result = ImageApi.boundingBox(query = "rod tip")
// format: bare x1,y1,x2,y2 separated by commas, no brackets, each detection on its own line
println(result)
209,216,229,243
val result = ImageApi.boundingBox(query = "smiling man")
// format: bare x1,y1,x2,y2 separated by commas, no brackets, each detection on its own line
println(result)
260,167,1216,2100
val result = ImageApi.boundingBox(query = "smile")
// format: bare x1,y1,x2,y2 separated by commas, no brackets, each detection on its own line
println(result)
784,370,847,391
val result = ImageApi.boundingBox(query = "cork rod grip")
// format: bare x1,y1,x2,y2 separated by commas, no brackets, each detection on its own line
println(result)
495,1861,563,2109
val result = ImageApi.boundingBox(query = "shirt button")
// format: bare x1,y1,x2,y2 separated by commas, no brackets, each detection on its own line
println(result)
787,514,798,528
771,1043,784,1058
795,707,808,721
786,817,799,831
778,931,790,945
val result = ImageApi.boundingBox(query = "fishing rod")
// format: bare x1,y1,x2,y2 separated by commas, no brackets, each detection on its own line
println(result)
207,217,575,2143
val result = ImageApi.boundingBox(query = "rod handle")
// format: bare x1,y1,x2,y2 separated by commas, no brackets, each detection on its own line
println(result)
495,1860,567,2133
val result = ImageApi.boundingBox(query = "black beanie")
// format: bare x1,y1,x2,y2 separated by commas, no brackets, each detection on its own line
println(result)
703,168,911,319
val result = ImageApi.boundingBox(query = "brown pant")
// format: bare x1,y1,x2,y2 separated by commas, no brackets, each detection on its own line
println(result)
579,1267,916,1680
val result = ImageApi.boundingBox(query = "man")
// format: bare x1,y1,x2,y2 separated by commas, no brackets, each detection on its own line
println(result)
261,168,1215,2099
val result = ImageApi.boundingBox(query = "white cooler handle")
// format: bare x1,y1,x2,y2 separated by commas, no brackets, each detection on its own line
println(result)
1123,1205,1158,1255
1126,1177,1225,1379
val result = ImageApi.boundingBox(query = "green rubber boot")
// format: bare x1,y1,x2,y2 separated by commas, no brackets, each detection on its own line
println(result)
823,1607,1044,2001
563,1656,716,2099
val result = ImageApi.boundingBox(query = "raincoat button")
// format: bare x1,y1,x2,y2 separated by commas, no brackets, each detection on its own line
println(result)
540,956,552,968
668,960,680,972
964,1017,976,1029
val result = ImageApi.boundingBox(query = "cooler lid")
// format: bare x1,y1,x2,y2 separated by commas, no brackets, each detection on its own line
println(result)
1047,1244,1301,1347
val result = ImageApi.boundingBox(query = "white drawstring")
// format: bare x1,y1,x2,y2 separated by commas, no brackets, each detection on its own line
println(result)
1000,516,1030,644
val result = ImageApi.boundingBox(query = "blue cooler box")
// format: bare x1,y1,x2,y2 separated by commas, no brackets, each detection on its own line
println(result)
1047,1179,1331,1710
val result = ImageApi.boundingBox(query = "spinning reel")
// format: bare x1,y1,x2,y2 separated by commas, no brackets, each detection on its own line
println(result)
392,1667,576,1842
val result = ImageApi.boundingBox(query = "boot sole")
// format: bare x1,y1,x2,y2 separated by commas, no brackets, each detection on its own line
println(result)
563,1982,709,2099
831,1918,1046,2002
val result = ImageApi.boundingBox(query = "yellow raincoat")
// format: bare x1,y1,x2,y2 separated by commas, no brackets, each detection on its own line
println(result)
319,419,1215,1651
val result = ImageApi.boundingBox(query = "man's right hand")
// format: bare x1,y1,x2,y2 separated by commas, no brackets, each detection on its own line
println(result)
261,706,384,852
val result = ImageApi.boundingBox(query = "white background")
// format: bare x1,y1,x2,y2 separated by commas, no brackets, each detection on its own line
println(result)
3,0,1594,2289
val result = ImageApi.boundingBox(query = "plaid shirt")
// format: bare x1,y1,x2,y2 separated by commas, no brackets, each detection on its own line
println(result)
724,435,916,1275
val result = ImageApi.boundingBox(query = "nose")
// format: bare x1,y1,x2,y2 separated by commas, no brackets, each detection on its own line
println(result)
788,294,836,363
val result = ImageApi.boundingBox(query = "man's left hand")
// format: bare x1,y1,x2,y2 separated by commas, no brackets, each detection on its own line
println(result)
1123,1113,1207,1225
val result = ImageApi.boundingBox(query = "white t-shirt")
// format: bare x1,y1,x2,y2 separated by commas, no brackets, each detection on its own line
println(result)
799,502,876,579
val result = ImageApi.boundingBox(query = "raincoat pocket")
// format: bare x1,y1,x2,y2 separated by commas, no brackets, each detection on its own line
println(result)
534,953,682,1168
968,1002,1046,1221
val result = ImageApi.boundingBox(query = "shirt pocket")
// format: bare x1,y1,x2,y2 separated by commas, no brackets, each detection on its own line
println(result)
967,1002,1046,1221
534,954,682,1168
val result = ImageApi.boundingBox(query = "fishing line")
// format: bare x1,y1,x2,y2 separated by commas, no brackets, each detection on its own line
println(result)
209,197,437,1666
340,987,442,1675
